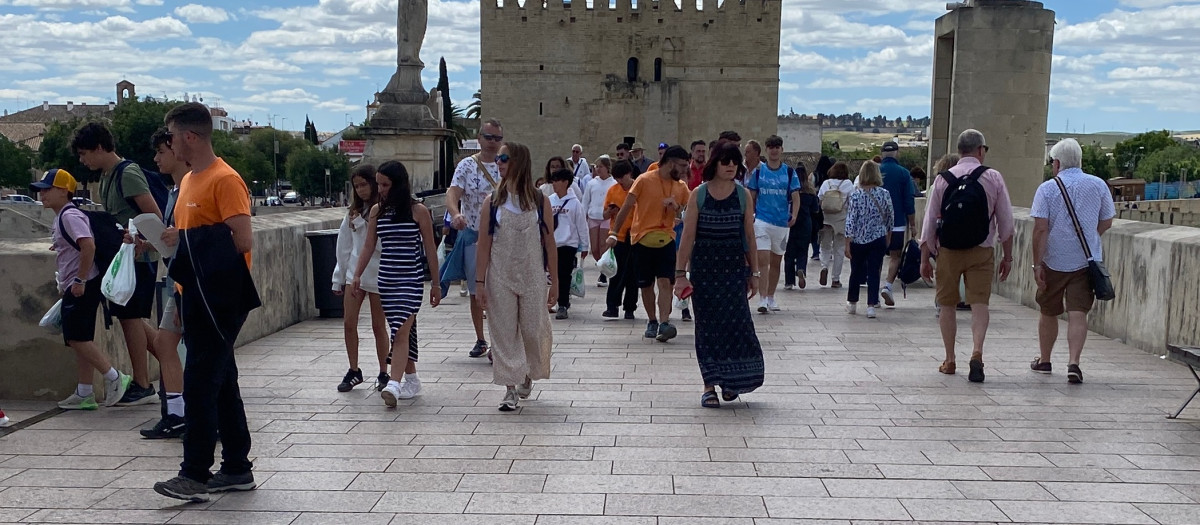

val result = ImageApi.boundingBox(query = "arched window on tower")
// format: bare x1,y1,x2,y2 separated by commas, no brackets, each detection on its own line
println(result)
627,57,639,82
654,58,662,82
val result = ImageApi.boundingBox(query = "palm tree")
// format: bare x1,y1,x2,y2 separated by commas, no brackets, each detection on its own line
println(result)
466,90,482,120
447,104,473,159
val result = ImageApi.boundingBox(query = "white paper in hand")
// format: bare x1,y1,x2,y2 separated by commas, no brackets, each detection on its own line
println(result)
131,213,176,258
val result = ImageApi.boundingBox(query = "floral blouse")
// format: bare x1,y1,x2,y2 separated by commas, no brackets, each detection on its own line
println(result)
844,186,894,244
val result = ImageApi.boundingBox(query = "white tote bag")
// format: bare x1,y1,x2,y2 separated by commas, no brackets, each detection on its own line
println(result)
101,220,138,306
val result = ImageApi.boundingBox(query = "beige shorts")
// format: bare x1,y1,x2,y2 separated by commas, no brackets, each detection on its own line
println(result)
754,219,790,255
935,246,994,306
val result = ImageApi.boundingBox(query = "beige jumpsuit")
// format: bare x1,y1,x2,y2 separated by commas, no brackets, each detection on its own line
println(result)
487,205,553,386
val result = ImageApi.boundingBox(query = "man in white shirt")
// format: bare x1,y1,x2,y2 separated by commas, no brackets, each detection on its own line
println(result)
570,144,592,195
1029,138,1116,384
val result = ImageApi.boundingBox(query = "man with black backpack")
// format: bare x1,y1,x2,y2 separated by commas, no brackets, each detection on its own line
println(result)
72,122,165,406
919,129,1015,383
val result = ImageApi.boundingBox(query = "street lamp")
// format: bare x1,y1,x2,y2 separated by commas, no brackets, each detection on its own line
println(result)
325,168,331,206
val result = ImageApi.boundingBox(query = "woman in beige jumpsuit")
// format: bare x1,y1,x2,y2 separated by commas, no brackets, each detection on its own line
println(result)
476,142,559,411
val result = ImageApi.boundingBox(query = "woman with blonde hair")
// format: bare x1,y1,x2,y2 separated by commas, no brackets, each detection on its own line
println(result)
476,142,559,411
843,161,894,319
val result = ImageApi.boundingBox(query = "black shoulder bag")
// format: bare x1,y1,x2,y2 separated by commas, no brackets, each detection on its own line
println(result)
1054,177,1115,301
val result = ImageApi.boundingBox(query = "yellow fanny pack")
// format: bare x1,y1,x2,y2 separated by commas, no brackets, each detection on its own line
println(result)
637,230,673,248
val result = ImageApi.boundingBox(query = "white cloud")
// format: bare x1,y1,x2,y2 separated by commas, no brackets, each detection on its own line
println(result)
243,88,321,105
174,4,229,24
315,98,361,112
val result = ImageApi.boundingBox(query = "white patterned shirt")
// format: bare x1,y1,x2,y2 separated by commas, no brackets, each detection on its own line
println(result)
1030,168,1116,272
450,156,500,232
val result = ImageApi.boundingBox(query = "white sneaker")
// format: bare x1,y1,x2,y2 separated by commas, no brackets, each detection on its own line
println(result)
846,303,857,315
757,298,769,314
381,380,401,407
867,306,877,319
397,374,422,399
0,411,10,428
767,297,781,311
596,277,607,288
881,285,895,307
105,373,132,408
784,284,795,291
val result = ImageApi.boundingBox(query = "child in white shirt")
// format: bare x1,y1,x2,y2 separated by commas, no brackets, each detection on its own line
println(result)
549,168,591,319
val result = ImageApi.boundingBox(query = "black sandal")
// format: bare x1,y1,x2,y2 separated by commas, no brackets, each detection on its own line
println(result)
721,389,739,402
701,390,720,408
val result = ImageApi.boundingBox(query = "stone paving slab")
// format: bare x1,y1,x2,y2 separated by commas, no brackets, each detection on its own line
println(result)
3,264,1200,523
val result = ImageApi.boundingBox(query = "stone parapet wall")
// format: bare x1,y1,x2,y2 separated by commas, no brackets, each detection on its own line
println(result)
0,208,345,400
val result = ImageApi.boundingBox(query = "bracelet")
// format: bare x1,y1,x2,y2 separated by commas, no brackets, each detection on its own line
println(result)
675,270,687,275
751,272,762,277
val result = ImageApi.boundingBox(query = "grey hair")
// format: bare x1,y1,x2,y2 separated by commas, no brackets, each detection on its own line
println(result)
956,129,987,155
1049,138,1083,170
482,118,503,130
571,143,583,152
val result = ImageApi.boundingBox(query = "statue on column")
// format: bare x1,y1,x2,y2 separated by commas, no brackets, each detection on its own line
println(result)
398,0,427,69
371,0,438,127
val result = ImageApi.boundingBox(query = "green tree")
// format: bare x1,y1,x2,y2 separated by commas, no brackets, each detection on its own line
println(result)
303,116,319,145
1080,142,1116,179
0,135,37,188
285,145,349,203
466,90,482,120
1133,144,1200,183
110,98,179,170
38,119,90,182
212,130,273,192
1114,130,1175,175
437,57,455,188
246,127,307,186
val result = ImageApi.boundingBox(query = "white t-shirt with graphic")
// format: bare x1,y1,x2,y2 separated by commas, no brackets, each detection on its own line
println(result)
450,156,500,232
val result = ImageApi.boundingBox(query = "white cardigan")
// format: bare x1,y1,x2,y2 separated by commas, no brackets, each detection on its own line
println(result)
332,213,382,293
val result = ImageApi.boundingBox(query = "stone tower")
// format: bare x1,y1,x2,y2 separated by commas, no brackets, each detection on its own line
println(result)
116,80,136,104
929,0,1055,207
480,0,782,164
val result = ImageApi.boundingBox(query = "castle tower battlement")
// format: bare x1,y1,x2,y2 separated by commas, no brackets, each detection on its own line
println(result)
481,0,781,164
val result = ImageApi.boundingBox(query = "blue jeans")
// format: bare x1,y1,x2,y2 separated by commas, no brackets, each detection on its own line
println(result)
847,236,887,306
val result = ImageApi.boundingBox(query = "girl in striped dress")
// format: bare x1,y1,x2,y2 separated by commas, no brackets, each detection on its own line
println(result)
353,161,441,407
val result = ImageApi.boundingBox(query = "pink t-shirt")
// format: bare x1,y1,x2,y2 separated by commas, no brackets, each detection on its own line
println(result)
919,156,1015,255
53,206,100,293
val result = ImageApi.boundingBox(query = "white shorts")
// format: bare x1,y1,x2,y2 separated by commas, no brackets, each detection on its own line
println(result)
754,219,790,255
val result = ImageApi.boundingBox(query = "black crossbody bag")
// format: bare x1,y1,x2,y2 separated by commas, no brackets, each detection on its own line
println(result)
1054,177,1115,301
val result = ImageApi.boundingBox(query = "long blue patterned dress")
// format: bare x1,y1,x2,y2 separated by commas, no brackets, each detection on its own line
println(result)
376,211,423,363
690,184,764,395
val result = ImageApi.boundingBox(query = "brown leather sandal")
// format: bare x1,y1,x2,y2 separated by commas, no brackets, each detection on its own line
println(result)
939,360,956,374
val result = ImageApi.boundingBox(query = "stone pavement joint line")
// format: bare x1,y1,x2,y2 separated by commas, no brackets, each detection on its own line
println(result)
3,271,1200,524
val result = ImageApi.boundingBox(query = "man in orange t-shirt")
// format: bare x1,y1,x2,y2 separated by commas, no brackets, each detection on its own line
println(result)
601,160,640,319
606,146,691,342
154,102,257,504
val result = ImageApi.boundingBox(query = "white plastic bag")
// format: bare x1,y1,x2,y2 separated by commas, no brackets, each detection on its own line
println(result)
40,299,62,329
673,295,689,311
436,236,447,268
569,267,586,298
102,220,137,306
597,248,618,279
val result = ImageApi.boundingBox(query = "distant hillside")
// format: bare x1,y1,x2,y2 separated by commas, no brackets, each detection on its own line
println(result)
1046,132,1134,148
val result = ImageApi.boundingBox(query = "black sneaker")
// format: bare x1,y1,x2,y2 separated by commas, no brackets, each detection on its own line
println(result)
116,383,158,406
206,470,256,493
337,368,363,392
1030,358,1052,374
1067,364,1083,384
644,320,659,338
968,359,985,383
374,372,391,392
140,414,186,440
154,475,211,503
624,310,636,320
681,309,692,322
469,340,490,358
602,309,618,318
656,321,678,342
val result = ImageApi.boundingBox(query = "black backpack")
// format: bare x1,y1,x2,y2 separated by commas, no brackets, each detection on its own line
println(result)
114,159,170,216
58,204,125,274
936,165,991,250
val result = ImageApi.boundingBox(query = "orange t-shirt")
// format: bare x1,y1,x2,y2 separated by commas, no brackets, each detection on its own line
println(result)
175,157,252,267
604,182,633,241
627,170,690,244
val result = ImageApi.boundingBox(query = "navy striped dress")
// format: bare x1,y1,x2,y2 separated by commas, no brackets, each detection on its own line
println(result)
691,185,764,395
377,212,424,363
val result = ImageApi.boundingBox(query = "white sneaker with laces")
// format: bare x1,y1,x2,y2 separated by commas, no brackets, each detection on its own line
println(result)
881,285,895,307
381,380,401,407
867,306,877,319
767,296,781,311
757,298,769,314
397,374,422,399
846,303,857,315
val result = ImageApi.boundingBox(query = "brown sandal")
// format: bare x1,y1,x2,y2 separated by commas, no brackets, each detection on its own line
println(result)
939,360,956,375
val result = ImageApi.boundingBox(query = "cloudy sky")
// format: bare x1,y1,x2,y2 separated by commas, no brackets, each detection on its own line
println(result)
1,0,1198,136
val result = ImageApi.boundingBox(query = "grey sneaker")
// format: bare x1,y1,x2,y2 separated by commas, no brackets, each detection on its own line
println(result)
105,373,132,408
154,475,211,503
644,320,659,338
516,377,533,400
207,470,256,493
499,387,519,412
555,306,569,320
656,321,678,342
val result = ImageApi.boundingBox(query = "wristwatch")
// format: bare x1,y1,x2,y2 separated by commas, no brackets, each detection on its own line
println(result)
71,277,85,285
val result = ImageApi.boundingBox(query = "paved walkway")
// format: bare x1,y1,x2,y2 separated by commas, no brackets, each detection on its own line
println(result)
3,266,1200,524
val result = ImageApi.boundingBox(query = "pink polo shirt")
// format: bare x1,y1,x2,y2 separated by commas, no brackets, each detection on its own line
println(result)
919,156,1015,255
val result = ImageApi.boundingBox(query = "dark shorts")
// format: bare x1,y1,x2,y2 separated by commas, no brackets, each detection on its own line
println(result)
1036,267,1093,316
108,260,157,320
632,240,677,289
887,231,905,252
62,278,103,345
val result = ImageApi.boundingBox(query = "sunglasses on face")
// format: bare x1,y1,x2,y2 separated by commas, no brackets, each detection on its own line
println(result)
718,158,738,165
496,153,510,163
981,145,990,153
481,133,504,142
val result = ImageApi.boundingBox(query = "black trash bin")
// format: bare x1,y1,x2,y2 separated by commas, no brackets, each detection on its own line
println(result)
305,229,343,318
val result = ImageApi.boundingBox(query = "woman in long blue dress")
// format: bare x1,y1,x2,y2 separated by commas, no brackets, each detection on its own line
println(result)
673,142,765,408
353,161,441,408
